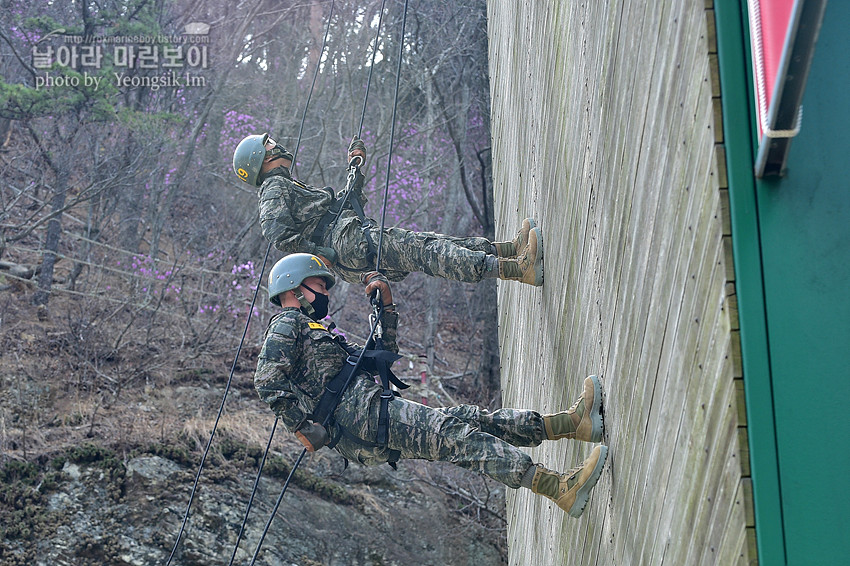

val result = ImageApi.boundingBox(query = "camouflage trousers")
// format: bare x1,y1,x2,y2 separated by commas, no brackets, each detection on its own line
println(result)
332,379,544,488
326,215,492,284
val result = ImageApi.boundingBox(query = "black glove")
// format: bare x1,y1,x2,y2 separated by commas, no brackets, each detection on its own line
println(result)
295,421,329,452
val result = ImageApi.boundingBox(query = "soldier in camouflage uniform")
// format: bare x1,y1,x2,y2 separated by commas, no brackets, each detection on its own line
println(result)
254,253,609,517
233,134,544,286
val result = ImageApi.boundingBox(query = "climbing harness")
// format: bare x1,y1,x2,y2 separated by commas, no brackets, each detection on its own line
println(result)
308,155,378,269
248,300,398,566
310,316,408,466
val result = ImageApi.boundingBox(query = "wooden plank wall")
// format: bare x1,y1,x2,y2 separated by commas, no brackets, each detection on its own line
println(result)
487,1,752,564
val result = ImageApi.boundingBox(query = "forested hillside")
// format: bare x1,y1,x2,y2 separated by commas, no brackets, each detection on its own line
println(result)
0,1,508,563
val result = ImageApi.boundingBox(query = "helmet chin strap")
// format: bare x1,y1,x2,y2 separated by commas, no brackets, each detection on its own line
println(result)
266,144,293,164
259,145,294,184
293,288,315,317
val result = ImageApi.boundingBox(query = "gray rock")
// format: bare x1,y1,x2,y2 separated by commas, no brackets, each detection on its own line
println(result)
10,454,506,566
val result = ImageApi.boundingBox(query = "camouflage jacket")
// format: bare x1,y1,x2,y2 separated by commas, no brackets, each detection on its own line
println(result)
257,167,368,258
254,306,398,433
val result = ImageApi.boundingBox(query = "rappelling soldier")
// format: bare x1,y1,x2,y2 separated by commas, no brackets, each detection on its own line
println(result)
232,134,544,286
253,253,609,517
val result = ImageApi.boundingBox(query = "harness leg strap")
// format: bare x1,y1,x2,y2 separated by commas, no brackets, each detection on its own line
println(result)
377,390,393,446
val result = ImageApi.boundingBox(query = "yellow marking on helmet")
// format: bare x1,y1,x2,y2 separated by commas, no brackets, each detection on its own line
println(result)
310,256,323,268
237,167,249,180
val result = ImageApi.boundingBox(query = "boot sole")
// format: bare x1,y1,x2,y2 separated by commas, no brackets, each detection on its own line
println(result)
588,374,603,443
530,226,544,286
522,218,538,255
568,445,608,518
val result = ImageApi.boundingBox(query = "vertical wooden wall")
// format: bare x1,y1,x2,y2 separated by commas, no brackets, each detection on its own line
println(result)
487,1,751,564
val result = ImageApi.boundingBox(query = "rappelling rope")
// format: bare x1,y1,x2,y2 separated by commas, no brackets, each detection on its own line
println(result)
374,0,409,271
357,0,388,138
226,417,278,566
330,0,388,229
247,1,410,563
224,0,341,563
163,249,270,566
164,2,337,564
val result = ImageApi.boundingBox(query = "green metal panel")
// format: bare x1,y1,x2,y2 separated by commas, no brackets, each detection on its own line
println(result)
756,2,850,563
716,1,850,564
714,0,786,564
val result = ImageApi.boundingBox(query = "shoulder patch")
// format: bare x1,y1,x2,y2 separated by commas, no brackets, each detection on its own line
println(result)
269,315,299,337
307,322,325,330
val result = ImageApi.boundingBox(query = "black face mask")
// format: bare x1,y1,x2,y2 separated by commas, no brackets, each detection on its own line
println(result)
301,284,329,321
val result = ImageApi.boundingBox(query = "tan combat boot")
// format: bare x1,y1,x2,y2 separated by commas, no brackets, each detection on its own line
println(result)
498,226,543,286
493,218,536,257
543,375,603,442
530,445,608,518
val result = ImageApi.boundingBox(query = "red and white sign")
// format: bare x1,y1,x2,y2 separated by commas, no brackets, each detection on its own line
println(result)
748,0,797,138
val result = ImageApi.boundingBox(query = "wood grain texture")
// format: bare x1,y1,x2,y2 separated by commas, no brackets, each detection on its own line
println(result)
487,1,752,564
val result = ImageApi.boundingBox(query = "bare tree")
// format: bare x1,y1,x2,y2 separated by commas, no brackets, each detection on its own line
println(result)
0,0,496,395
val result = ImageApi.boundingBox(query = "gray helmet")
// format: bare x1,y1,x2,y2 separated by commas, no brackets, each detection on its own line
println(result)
268,253,335,306
233,134,267,186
